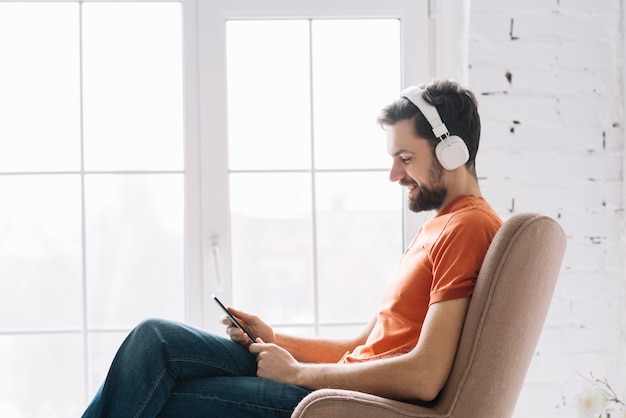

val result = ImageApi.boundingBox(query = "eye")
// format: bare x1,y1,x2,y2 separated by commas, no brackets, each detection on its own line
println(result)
400,156,412,164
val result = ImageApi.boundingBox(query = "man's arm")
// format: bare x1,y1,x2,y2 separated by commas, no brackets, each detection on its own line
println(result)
224,307,376,363
273,316,376,363
250,297,470,402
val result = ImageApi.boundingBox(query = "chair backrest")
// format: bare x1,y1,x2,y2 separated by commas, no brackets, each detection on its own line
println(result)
433,213,566,417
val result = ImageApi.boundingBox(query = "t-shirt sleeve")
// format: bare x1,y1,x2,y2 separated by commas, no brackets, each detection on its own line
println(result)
428,211,499,305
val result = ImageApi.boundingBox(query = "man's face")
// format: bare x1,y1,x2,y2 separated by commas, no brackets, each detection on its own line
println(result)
386,119,448,213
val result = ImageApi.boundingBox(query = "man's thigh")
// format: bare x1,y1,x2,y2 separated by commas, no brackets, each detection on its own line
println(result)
158,376,311,418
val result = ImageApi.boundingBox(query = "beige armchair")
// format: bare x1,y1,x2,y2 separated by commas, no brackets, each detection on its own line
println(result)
292,213,566,418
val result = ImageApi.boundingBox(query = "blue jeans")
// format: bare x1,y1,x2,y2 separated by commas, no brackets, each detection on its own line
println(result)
82,319,311,418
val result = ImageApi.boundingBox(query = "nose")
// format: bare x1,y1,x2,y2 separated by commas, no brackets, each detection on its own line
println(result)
389,159,405,183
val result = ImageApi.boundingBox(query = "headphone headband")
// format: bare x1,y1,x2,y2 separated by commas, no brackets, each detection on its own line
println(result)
400,86,449,140
399,85,470,171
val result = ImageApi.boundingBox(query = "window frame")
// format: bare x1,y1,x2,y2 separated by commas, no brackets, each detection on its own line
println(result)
193,0,438,333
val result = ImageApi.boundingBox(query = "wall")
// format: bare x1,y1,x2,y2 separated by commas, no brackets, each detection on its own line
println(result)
467,0,625,416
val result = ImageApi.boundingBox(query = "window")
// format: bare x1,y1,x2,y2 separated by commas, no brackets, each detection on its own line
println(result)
0,0,439,415
0,2,184,415
197,0,430,339
226,19,403,336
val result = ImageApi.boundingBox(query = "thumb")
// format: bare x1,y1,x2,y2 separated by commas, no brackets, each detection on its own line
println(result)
227,306,253,321
248,338,267,354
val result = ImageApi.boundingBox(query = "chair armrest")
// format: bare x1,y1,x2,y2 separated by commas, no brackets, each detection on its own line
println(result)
291,389,444,418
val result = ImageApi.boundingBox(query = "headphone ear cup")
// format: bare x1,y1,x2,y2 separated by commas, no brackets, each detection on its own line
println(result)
435,135,470,170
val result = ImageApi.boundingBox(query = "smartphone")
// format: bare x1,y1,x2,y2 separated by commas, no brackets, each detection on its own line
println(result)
212,294,255,344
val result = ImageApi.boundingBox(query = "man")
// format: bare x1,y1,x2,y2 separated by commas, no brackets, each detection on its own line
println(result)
82,79,502,418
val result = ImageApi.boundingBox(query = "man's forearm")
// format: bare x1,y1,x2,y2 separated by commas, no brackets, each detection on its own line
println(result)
250,340,434,401
273,317,376,363
273,333,355,363
291,354,440,402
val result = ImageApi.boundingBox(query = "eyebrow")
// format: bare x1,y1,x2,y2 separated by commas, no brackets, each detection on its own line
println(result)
392,149,414,157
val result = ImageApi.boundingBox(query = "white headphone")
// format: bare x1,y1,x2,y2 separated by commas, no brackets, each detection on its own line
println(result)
401,86,470,171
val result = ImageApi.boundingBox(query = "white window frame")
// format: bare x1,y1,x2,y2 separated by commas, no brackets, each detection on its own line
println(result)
188,0,469,332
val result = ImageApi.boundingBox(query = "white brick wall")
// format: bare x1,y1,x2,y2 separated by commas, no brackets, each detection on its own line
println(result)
468,0,625,416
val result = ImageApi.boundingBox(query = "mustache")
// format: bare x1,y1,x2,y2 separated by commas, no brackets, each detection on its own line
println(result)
399,179,418,187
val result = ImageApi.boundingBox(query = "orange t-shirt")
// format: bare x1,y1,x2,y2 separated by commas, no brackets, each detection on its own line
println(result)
342,195,502,363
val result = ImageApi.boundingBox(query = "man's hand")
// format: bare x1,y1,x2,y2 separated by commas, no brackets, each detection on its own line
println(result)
249,339,302,386
220,307,275,346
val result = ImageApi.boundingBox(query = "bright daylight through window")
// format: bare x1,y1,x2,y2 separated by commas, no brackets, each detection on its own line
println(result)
0,2,184,416
0,2,408,416
226,19,403,337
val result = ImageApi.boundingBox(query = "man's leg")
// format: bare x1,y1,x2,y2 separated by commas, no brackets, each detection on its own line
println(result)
158,377,311,418
82,318,259,418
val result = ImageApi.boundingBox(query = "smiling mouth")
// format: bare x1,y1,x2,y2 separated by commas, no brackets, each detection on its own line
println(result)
400,179,418,192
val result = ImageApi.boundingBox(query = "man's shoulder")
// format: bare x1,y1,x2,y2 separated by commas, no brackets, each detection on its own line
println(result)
444,196,502,229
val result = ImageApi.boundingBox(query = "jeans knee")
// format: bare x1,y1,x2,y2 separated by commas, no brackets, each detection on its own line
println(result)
129,318,180,347
136,318,172,331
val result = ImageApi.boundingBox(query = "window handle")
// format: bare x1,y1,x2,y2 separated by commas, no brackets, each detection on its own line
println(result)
210,242,223,292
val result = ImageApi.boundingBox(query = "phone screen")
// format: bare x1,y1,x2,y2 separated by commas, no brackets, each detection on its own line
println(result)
212,295,255,344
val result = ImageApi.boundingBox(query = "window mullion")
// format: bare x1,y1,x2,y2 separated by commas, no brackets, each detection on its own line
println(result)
308,19,321,337
77,1,90,404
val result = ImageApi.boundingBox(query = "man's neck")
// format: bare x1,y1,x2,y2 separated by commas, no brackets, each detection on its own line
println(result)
436,170,482,214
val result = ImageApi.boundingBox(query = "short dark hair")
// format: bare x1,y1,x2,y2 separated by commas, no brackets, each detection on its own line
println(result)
378,79,481,173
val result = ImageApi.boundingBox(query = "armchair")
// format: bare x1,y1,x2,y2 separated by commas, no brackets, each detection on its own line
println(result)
292,213,567,418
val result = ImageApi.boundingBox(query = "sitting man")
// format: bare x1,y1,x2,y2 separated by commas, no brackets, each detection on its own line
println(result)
82,79,502,418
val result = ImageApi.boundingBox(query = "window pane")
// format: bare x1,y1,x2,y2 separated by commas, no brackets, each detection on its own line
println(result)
226,20,311,170
226,19,404,333
85,174,184,329
0,3,80,172
82,3,183,171
230,173,314,324
0,334,85,418
316,172,403,322
0,175,82,331
312,19,401,170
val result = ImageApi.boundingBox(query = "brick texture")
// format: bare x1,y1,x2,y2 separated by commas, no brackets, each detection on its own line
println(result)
468,0,625,416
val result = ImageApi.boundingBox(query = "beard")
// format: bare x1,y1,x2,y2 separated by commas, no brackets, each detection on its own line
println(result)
403,163,447,213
